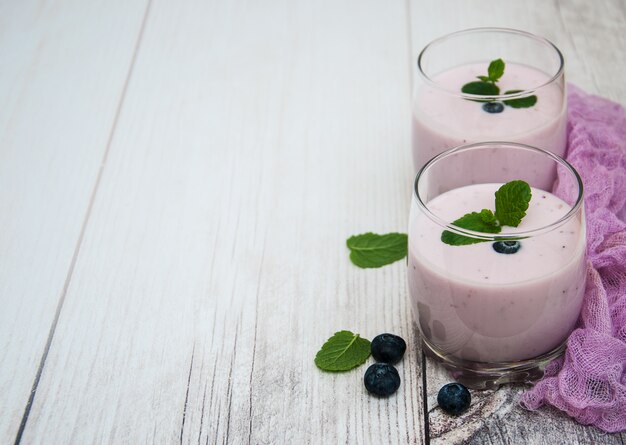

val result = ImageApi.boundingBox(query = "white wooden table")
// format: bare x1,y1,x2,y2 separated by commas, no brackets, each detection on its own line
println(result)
1,1,625,443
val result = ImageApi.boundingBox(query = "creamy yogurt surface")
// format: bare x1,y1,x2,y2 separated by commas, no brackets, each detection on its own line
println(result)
408,183,586,362
412,63,566,189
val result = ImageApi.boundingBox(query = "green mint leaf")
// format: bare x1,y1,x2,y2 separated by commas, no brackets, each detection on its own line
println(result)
441,210,501,246
503,90,538,108
494,180,532,227
314,331,371,372
476,75,491,82
346,232,407,268
461,81,500,97
479,208,498,225
488,58,505,82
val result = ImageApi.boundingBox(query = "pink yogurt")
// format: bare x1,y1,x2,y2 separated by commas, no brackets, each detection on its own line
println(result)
408,183,586,363
412,63,566,190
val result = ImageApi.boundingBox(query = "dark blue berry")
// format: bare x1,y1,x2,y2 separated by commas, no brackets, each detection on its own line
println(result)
371,333,406,364
437,383,471,415
482,102,504,113
492,240,521,254
364,363,401,397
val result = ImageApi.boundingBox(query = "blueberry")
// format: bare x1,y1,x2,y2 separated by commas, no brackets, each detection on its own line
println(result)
364,363,401,397
482,102,504,113
492,240,521,254
371,333,407,364
437,383,471,415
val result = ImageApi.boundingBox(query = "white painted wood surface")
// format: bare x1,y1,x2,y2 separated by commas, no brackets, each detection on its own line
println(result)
0,0,624,443
0,0,148,440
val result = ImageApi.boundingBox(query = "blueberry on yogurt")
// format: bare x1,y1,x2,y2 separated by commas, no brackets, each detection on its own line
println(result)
492,240,521,254
482,102,504,113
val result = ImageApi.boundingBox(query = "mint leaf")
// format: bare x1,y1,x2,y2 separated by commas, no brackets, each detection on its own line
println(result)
346,232,407,268
503,90,538,108
441,210,501,246
488,58,505,82
495,180,532,227
461,81,500,97
315,331,371,372
478,208,498,226
477,75,491,82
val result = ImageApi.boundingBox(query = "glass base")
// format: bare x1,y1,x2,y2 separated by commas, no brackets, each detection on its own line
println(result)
422,337,566,390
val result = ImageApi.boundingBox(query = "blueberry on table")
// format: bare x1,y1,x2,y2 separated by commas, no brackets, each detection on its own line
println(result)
492,240,521,254
482,102,504,113
364,363,401,397
437,383,471,415
371,333,406,364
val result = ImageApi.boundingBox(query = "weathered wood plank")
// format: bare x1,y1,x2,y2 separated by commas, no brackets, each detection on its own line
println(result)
425,359,626,445
19,0,422,443
555,0,626,102
0,0,147,441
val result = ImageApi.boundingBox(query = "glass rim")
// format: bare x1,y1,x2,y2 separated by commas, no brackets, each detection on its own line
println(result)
416,27,565,101
413,142,584,240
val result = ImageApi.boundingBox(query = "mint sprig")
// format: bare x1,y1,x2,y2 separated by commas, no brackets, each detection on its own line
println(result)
315,331,371,372
462,59,504,97
461,59,537,109
441,180,532,246
346,232,407,268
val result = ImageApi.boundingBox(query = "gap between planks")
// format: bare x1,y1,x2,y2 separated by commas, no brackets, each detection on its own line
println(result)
12,1,154,443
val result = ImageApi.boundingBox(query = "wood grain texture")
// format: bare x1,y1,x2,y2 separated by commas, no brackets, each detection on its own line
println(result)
425,359,626,445
0,0,147,440
18,0,422,443
555,0,626,102
410,1,626,444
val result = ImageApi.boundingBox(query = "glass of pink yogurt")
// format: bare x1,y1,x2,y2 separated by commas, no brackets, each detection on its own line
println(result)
412,28,566,191
408,142,586,389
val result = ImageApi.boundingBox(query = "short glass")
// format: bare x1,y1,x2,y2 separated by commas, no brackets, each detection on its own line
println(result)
408,142,586,389
412,28,566,191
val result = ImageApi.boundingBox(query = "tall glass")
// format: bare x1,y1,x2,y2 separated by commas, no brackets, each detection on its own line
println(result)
412,28,566,191
408,142,586,389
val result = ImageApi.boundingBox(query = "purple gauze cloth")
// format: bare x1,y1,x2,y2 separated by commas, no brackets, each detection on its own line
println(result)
521,85,626,433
